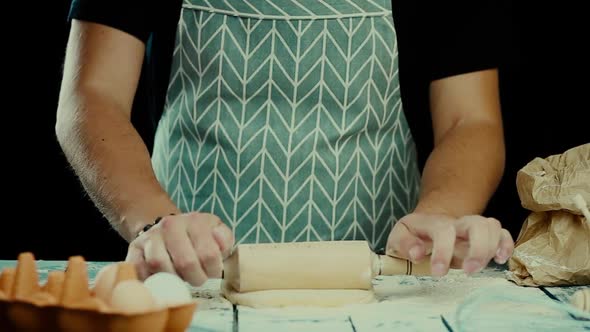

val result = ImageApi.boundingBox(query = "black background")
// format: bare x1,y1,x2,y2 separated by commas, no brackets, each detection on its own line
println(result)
2,1,587,260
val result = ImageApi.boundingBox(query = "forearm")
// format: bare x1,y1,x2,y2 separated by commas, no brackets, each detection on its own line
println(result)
56,90,180,242
413,120,505,217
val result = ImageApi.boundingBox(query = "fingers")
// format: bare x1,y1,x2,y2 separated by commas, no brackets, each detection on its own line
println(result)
456,217,504,274
125,244,149,280
494,228,514,264
187,213,227,278
449,240,469,268
388,213,515,277
428,223,456,277
387,214,456,277
195,237,223,278
386,221,428,263
125,212,234,287
161,217,208,286
212,224,235,259
463,222,488,274
143,231,176,274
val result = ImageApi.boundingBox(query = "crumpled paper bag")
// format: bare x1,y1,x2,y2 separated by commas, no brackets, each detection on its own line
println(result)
516,143,590,213
507,143,590,286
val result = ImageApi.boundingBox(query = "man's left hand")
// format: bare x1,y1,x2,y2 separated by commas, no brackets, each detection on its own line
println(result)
385,213,514,277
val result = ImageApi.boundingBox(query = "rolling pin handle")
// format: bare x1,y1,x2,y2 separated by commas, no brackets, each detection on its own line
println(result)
378,254,431,276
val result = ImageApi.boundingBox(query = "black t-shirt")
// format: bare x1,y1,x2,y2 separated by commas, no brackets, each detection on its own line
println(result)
68,0,507,166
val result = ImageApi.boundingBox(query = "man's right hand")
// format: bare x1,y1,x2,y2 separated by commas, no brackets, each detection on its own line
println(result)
125,212,234,287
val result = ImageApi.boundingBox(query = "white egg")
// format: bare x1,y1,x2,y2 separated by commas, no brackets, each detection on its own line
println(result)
143,272,192,307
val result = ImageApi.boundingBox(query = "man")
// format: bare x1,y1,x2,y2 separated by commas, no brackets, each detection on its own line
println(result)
56,0,514,286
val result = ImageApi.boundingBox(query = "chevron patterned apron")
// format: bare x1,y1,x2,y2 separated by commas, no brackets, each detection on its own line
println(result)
152,0,421,252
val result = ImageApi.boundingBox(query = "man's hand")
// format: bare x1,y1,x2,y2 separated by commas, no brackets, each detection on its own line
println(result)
126,213,234,286
385,213,514,277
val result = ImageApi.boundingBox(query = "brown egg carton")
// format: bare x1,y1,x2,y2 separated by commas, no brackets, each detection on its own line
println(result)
0,253,198,332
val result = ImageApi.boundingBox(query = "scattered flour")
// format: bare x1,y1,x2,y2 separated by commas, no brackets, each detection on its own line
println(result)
187,268,589,331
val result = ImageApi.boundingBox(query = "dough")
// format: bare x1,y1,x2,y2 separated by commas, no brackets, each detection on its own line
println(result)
221,281,376,308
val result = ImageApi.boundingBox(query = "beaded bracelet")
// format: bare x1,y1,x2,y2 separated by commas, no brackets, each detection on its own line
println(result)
136,214,175,238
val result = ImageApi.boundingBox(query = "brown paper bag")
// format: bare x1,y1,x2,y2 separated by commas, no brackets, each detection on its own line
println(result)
507,143,590,286
516,143,590,212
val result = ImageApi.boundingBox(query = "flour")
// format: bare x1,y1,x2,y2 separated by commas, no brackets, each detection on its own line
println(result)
190,278,235,311
374,269,511,306
513,251,569,270
187,269,590,331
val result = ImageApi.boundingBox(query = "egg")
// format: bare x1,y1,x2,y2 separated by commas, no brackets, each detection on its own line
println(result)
143,272,192,308
92,263,119,303
110,280,156,314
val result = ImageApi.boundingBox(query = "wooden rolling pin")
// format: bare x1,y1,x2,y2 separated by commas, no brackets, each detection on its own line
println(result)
223,240,431,292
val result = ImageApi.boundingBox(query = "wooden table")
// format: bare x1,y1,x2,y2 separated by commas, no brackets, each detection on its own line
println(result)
0,260,587,331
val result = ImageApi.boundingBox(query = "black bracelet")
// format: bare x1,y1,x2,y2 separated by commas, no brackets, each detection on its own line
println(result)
136,214,175,238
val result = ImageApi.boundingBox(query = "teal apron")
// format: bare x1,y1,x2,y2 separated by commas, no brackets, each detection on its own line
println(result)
152,0,421,252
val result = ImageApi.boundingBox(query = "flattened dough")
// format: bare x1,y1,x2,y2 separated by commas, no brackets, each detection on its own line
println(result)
221,281,376,308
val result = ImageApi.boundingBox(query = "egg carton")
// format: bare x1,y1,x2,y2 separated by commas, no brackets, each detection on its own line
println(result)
0,253,197,332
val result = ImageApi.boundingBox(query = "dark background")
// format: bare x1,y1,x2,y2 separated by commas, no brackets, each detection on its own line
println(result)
2,1,587,260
